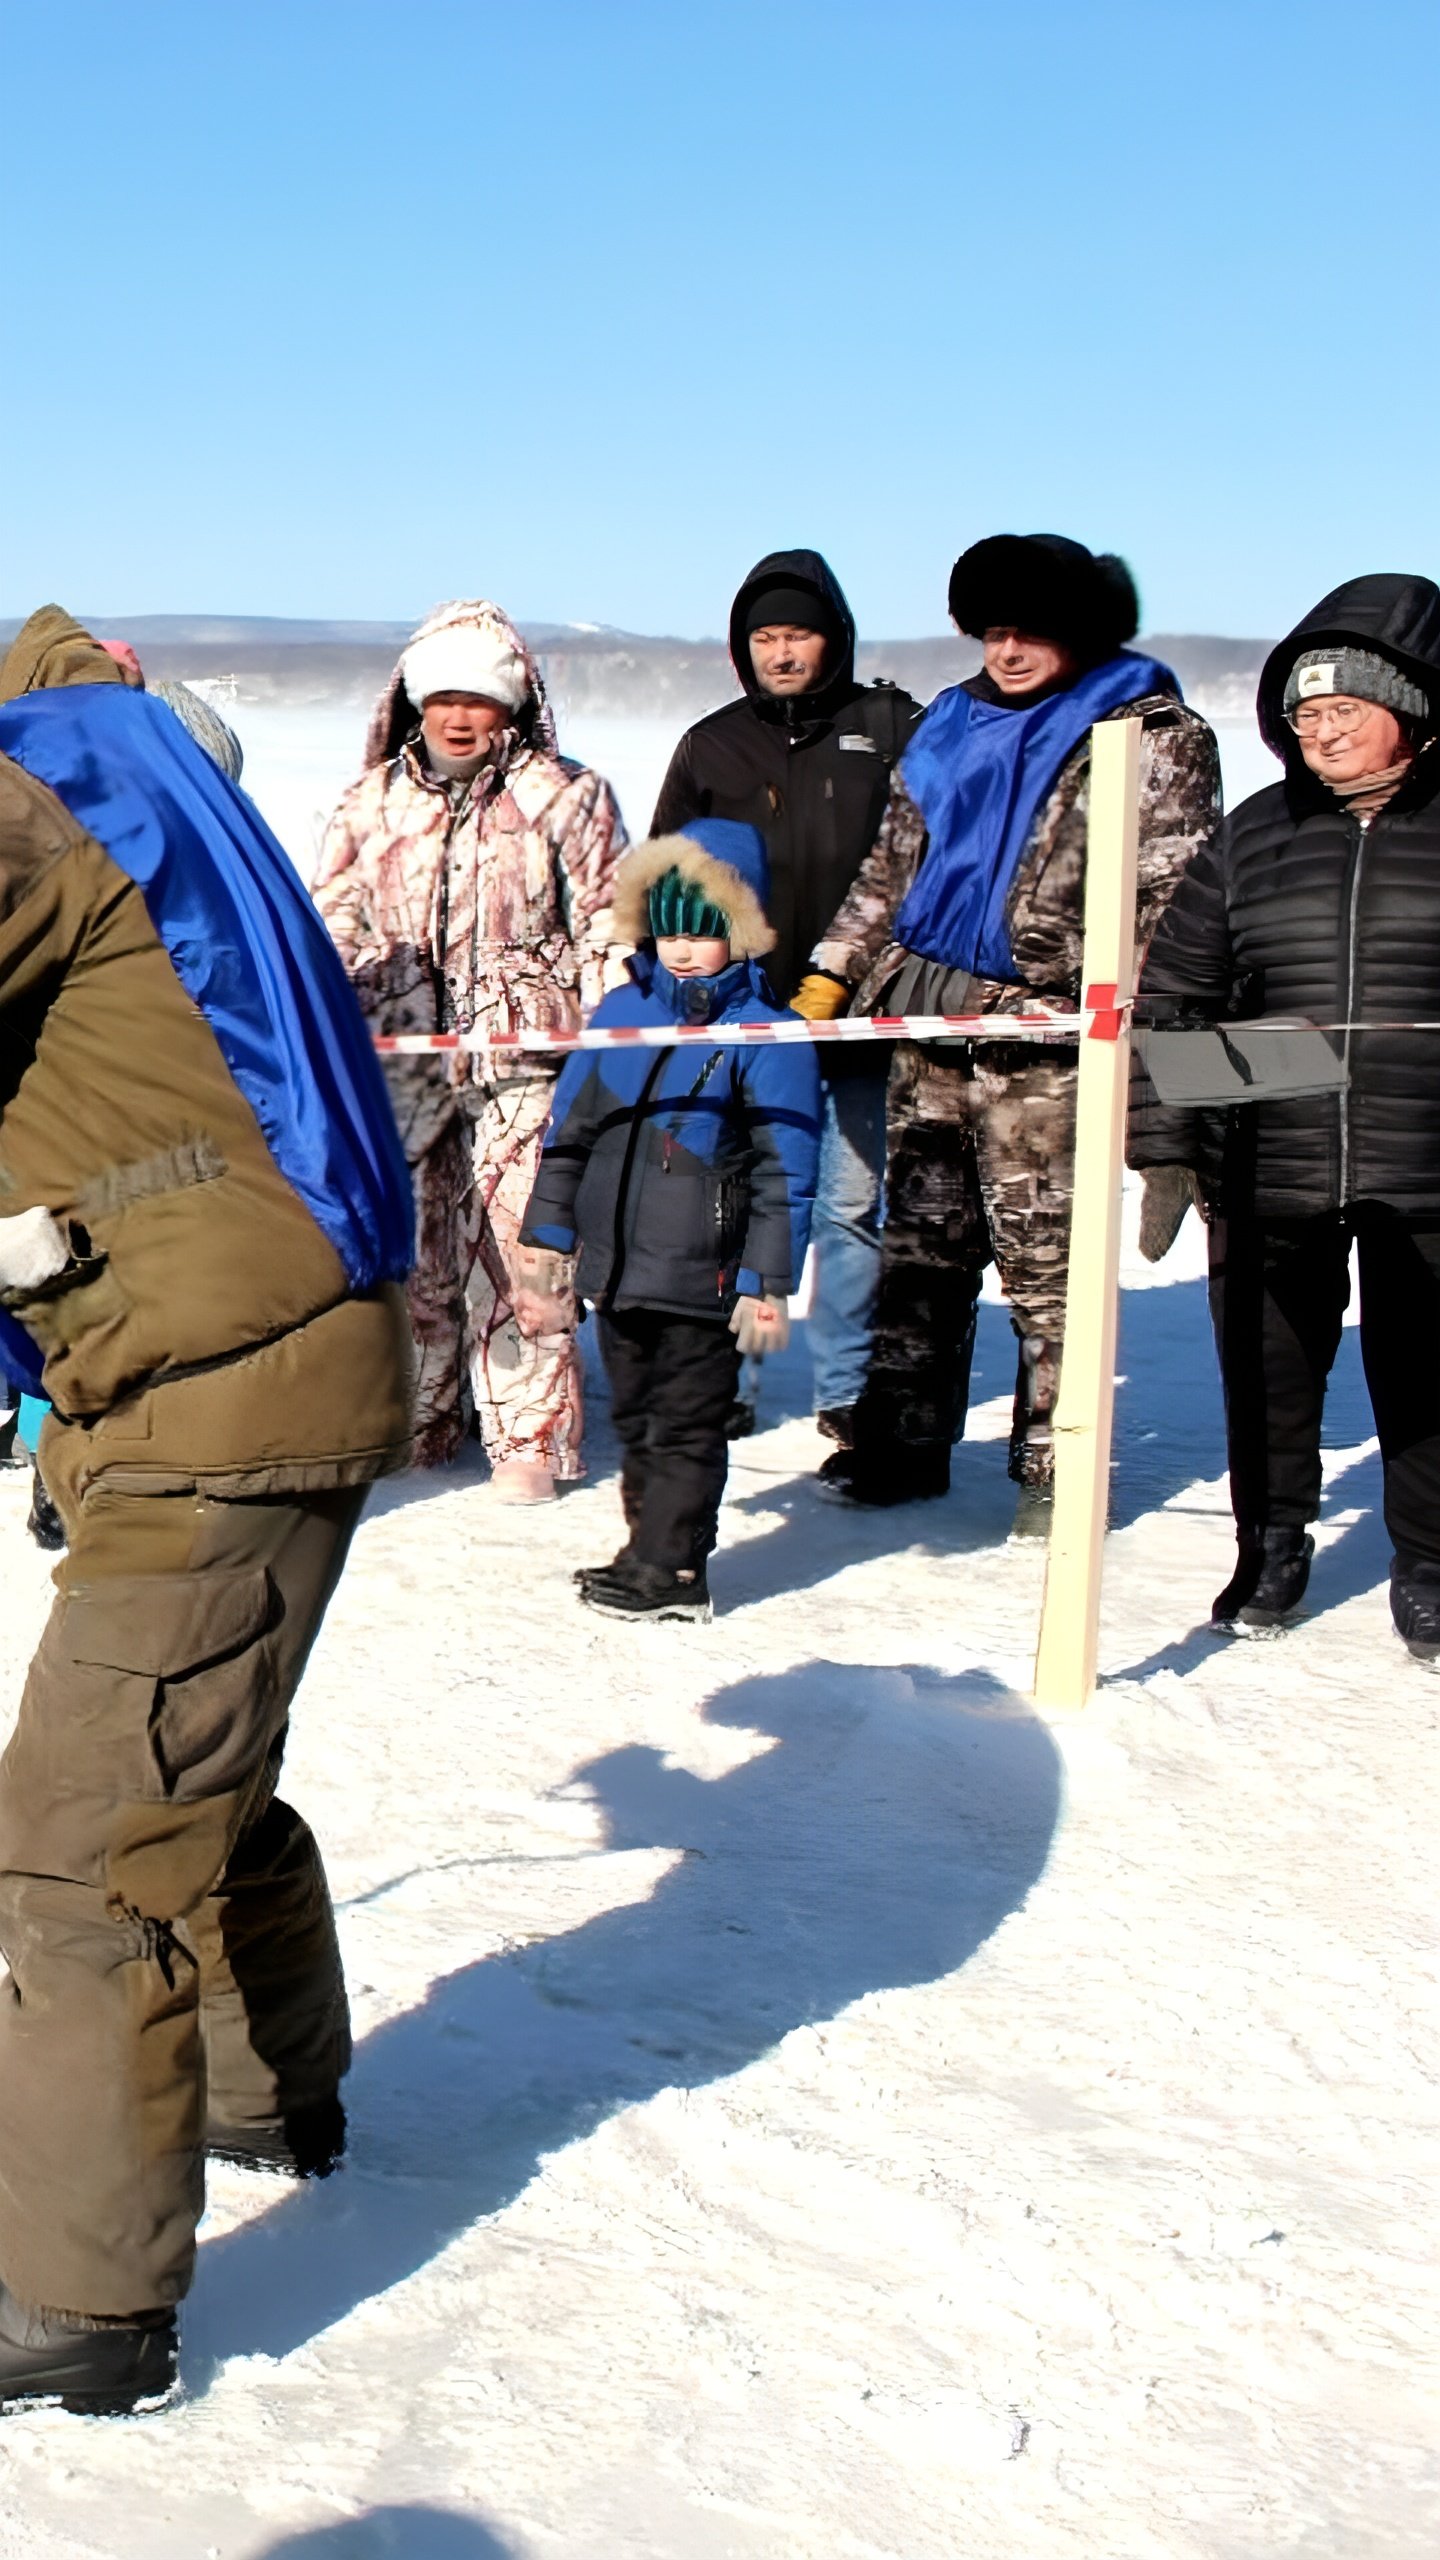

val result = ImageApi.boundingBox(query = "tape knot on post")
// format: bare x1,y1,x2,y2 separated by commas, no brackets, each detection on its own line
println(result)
1084,983,1127,1043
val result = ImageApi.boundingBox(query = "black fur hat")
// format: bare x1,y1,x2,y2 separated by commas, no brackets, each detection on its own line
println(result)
947,534,1140,661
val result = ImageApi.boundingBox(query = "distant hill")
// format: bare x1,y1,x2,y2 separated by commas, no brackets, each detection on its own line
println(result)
0,614,1273,723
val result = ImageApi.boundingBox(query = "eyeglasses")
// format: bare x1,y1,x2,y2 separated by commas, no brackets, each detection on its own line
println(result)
1286,699,1373,739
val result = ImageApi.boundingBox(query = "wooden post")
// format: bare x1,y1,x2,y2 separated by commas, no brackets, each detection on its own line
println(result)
1033,716,1142,1710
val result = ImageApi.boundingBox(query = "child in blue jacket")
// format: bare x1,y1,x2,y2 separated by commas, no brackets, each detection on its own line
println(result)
518,818,821,1620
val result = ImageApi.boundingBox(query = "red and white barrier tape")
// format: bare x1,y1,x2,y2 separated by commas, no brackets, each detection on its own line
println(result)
374,992,1120,1058
371,1006,1440,1059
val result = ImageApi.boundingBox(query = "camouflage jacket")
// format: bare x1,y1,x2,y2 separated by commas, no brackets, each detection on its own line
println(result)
813,692,1221,1016
315,738,623,1045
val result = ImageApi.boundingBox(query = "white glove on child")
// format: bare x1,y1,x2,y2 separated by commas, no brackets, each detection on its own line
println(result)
729,1294,790,1358
510,1244,576,1339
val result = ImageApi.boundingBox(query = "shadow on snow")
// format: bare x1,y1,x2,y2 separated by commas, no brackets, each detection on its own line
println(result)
247,2508,516,2558
188,1660,1060,2386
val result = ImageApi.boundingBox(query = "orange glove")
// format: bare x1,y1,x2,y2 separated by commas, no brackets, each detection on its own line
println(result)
790,972,850,1022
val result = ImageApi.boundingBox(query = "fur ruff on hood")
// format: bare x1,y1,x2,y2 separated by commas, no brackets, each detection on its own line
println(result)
611,832,777,963
362,599,560,769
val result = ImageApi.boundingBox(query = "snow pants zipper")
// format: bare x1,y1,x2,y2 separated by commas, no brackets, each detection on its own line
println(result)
1338,817,1367,1205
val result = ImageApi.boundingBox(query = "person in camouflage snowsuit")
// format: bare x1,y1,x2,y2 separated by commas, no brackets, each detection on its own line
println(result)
807,535,1220,1512
315,601,625,1495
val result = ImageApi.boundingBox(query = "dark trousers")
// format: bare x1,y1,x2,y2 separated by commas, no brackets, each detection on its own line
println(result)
1209,1206,1440,1566
599,1309,741,1573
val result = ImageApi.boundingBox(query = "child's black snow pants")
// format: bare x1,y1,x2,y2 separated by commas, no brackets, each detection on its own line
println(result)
599,1310,741,1571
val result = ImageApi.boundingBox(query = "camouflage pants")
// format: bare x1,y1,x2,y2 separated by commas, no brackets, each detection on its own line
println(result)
858,1041,1077,1484
390,1066,583,1476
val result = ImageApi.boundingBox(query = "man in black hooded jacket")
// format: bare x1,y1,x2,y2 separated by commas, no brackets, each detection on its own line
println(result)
652,549,922,1436
1131,573,1440,1656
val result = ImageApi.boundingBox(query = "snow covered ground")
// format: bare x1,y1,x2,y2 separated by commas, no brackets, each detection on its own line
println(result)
0,702,1434,2556
0,1200,1435,2558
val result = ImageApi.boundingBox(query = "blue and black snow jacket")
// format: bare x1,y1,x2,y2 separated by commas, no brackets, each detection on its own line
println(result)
521,950,822,1318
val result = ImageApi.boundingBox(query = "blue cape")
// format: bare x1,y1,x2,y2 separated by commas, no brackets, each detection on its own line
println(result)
892,652,1180,980
0,686,413,1394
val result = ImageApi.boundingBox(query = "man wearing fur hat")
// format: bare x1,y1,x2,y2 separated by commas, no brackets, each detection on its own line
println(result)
316,601,625,1496
652,548,921,1442
1131,574,1440,1654
807,534,1220,1517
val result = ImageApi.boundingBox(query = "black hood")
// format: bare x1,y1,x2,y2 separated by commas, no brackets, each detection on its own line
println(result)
728,547,858,718
1258,574,1440,762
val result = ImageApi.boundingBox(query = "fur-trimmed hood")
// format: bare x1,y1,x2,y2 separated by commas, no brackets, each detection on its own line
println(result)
610,818,776,962
362,598,559,770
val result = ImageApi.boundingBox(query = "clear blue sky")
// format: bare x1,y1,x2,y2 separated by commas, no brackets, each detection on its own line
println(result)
4,0,1436,639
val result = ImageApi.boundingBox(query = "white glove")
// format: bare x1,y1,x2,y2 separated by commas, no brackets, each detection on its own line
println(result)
0,1209,69,1292
729,1294,791,1358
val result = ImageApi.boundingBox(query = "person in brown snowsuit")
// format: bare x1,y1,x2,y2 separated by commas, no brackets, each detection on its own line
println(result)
0,610,413,2414
804,535,1220,1519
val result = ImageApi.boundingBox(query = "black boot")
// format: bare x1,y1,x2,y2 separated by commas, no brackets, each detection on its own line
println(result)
207,2095,346,2180
817,1442,951,1505
1390,1556,1440,1664
27,1469,66,1553
1008,1333,1059,1492
0,2282,177,2416
1212,1526,1314,1632
574,1544,634,1588
816,1405,856,1448
580,1557,712,1623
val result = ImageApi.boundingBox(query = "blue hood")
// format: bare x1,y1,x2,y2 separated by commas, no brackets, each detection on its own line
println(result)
675,815,773,918
0,685,415,1300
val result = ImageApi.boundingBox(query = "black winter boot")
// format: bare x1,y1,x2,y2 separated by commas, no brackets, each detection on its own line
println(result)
817,1442,951,1505
0,2282,177,2416
1389,1556,1440,1664
574,1543,634,1588
27,1469,66,1552
816,1406,856,1449
580,1557,712,1623
1212,1526,1314,1633
207,2095,346,2180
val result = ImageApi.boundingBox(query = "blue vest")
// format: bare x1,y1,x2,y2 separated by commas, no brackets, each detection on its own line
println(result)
893,652,1180,980
0,686,413,1388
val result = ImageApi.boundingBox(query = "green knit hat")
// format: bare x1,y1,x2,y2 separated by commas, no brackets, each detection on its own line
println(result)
647,865,731,941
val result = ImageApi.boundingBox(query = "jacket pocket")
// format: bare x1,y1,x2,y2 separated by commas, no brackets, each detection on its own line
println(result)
1,1250,129,1357
66,1566,277,1804
706,1170,748,1269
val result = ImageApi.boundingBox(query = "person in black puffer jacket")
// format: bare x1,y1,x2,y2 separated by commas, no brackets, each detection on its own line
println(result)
1130,573,1440,1653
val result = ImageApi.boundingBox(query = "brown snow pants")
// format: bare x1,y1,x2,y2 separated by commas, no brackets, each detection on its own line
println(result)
0,1479,363,2318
